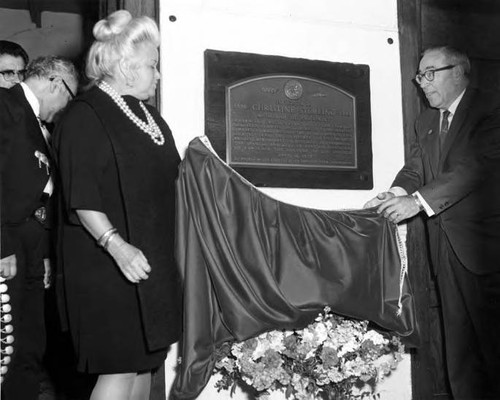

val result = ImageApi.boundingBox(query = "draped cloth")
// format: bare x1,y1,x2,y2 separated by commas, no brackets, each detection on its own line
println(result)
173,136,417,399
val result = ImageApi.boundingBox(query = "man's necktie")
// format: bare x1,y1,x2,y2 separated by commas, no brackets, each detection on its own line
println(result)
38,118,51,147
439,109,451,157
37,118,54,196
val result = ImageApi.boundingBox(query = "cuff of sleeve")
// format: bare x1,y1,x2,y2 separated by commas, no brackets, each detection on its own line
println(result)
413,191,435,216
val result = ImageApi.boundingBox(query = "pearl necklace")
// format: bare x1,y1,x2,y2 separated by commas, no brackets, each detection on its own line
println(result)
97,81,165,146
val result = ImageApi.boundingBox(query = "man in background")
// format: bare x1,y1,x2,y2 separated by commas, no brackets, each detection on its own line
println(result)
0,55,78,400
365,45,500,400
0,40,29,89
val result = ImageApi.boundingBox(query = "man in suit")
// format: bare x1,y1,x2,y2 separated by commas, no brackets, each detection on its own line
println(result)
365,46,500,400
0,56,78,400
0,40,29,89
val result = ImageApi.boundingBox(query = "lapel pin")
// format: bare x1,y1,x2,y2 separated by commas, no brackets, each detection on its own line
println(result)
427,129,433,135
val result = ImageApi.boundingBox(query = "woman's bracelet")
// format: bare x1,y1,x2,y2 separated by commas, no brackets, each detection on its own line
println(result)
97,228,117,248
104,231,119,250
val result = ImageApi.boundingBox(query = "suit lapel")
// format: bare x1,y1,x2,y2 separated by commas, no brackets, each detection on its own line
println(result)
10,84,53,180
10,84,51,155
420,110,440,177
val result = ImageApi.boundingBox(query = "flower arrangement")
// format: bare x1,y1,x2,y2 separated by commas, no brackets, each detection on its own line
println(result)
214,307,405,400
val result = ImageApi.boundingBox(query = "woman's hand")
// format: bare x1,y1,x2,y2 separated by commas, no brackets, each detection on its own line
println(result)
74,210,151,283
75,210,152,283
106,235,151,283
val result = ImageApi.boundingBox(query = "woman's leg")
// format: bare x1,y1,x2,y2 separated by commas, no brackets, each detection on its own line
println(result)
130,371,152,400
90,373,137,400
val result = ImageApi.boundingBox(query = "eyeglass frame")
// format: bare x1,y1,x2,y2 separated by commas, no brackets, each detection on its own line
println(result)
0,69,26,82
415,65,455,84
49,76,75,99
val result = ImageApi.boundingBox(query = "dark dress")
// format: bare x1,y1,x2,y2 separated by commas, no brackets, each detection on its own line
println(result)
55,87,182,374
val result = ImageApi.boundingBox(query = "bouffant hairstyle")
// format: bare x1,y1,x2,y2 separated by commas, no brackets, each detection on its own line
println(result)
85,10,160,84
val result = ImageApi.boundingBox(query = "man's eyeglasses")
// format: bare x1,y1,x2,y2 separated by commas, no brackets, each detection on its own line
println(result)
50,76,75,99
61,78,76,98
0,69,26,81
415,65,455,84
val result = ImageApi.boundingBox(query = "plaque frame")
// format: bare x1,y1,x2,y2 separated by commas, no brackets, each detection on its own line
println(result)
205,49,373,189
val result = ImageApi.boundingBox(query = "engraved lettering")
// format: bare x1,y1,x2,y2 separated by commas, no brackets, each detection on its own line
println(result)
227,75,357,169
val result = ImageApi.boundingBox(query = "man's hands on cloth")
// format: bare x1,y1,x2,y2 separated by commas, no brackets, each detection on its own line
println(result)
364,192,421,224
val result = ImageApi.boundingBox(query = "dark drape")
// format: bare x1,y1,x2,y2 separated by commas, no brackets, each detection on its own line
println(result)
172,137,417,399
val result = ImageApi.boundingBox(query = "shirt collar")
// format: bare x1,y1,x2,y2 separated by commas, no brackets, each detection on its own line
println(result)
20,82,41,119
444,89,466,116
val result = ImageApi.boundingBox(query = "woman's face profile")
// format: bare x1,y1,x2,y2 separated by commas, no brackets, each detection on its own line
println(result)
128,42,160,100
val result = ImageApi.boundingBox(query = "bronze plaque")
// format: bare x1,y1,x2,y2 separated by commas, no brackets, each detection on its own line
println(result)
205,49,372,189
227,75,356,169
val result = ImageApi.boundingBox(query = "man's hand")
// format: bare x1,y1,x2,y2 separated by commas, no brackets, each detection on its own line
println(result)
0,254,17,280
43,258,52,289
364,191,396,208
377,195,421,224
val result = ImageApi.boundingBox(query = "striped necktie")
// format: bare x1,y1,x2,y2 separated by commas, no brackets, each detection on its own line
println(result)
37,118,54,196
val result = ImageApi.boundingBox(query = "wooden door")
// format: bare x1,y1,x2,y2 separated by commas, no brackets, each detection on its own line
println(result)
397,1,452,398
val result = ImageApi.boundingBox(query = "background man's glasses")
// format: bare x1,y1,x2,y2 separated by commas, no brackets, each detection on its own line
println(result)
0,69,26,81
415,65,455,84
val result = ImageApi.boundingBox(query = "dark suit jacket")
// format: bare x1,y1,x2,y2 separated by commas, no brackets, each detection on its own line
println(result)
0,84,52,257
392,88,500,274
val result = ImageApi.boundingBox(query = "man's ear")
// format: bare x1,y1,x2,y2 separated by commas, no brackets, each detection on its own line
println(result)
48,77,59,94
453,64,465,81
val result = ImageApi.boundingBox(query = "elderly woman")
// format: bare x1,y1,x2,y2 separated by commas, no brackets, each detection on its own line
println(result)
54,10,181,400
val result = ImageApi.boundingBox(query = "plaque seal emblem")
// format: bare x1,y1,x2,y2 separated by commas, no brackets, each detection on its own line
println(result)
284,79,303,100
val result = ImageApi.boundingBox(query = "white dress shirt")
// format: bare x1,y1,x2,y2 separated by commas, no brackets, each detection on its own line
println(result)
20,82,54,196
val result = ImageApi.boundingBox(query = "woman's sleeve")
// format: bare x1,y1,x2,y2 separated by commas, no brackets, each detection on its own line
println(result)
55,101,111,224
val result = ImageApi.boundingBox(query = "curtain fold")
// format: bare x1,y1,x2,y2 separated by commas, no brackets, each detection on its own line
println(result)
173,136,418,399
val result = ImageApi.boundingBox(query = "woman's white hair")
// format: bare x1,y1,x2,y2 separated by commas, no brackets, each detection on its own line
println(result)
86,10,160,85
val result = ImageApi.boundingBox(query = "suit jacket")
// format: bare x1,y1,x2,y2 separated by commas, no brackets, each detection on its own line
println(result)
0,84,53,257
392,88,500,274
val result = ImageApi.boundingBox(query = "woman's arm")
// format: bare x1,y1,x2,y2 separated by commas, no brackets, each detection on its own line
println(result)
76,209,151,283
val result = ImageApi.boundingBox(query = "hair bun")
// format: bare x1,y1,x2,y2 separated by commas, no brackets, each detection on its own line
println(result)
93,10,132,41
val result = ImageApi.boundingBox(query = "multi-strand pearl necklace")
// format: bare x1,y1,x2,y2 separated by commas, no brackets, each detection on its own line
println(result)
97,81,165,146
